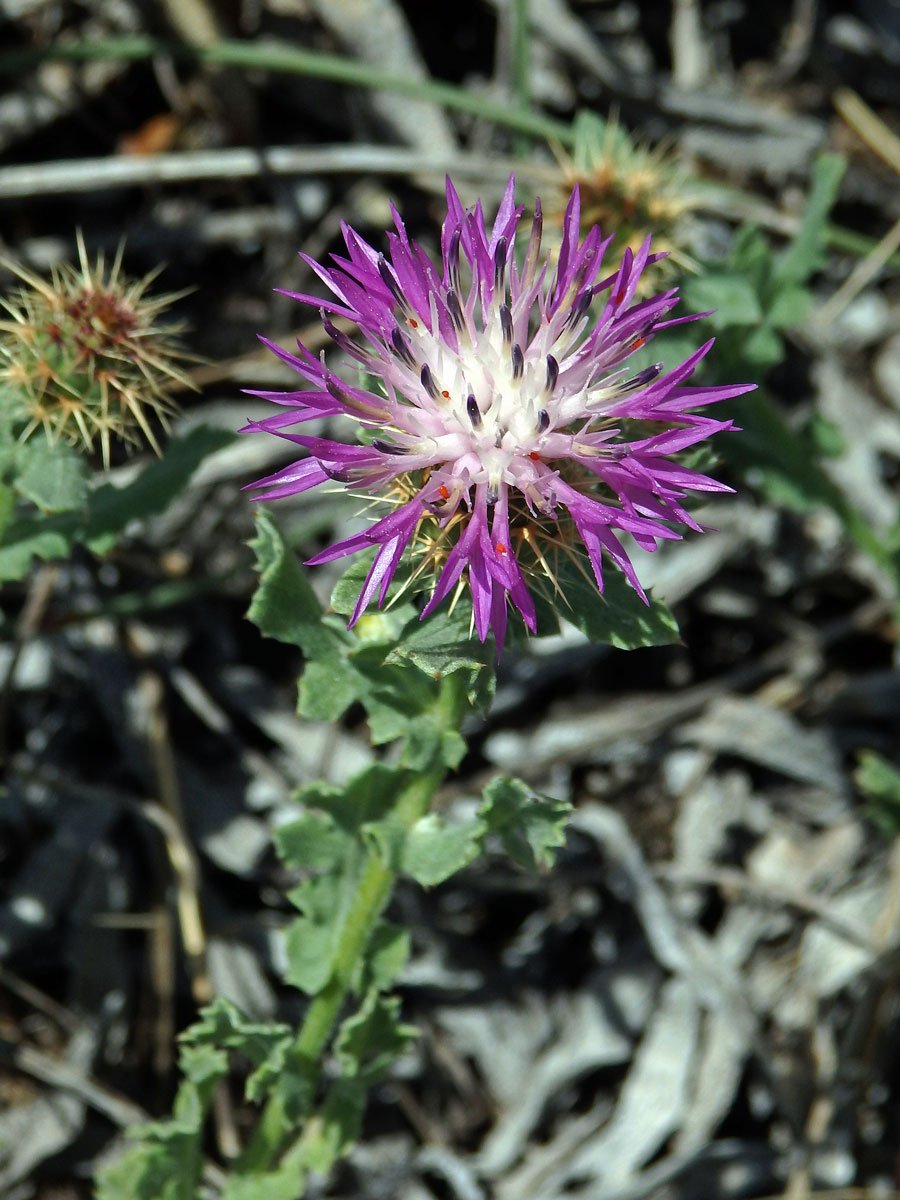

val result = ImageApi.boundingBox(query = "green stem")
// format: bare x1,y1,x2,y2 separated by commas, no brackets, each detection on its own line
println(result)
826,222,900,272
512,0,530,114
236,671,469,1174
510,0,531,159
0,37,573,147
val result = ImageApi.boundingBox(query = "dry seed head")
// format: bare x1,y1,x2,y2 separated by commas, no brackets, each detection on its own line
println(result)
0,233,195,468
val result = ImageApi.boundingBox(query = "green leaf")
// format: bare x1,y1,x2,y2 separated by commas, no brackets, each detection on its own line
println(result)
775,152,847,286
330,551,417,629
274,808,352,871
728,225,772,286
322,548,497,726
479,777,572,872
856,749,900,836
855,749,900,802
248,508,332,653
95,1073,213,1200
0,483,14,540
401,713,466,771
552,556,681,649
681,273,763,329
245,1039,295,1106
223,1167,306,1200
297,991,417,1177
387,602,493,680
739,324,784,369
283,882,346,995
314,763,403,834
356,920,411,991
297,654,364,721
86,425,234,551
297,1077,367,1178
14,438,89,512
0,513,75,580
178,1042,228,1088
178,995,315,1125
339,647,439,744
278,766,406,992
181,997,294,1083
806,413,845,458
402,812,484,885
335,990,417,1080
249,513,432,733
95,1143,188,1200
716,389,846,515
767,284,811,330
0,427,233,580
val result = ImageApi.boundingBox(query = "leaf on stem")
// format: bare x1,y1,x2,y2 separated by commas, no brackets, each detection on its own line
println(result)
479,776,572,872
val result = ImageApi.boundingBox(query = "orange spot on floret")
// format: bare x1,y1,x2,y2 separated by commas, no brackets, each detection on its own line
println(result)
495,541,507,555
438,484,449,499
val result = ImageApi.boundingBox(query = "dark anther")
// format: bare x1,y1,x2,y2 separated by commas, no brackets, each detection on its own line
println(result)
325,373,352,403
545,354,559,393
390,326,416,368
321,311,352,351
566,289,592,328
524,202,543,274
493,236,508,290
499,303,513,344
321,465,355,483
372,438,409,455
377,254,408,310
536,408,550,433
486,485,499,506
447,229,461,292
420,363,439,399
466,394,482,428
511,343,524,382
622,362,664,390
447,290,466,333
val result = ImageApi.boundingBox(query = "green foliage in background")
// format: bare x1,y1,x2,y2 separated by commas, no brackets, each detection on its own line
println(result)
0,425,233,582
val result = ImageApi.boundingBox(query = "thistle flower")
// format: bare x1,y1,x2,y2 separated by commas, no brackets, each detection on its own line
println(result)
245,177,754,651
0,234,192,468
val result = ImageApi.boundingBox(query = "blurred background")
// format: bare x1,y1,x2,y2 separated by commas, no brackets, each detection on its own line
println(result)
2,1,900,1196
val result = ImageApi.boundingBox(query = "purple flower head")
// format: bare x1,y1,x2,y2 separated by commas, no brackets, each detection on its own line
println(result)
245,177,755,652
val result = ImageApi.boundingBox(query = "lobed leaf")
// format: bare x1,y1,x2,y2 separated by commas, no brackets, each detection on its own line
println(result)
402,811,485,886
86,426,234,552
554,556,681,650
296,991,417,1177
247,508,338,659
354,920,411,991
13,438,89,513
222,1167,306,1200
479,777,572,872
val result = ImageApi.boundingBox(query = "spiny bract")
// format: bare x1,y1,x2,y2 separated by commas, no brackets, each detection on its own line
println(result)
0,234,192,468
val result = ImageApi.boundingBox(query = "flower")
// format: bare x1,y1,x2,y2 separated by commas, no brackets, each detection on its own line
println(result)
0,233,192,468
245,177,754,651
